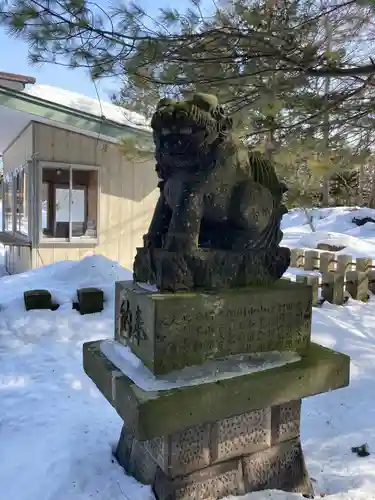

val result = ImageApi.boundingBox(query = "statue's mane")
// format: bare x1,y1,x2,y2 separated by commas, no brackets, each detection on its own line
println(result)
151,93,233,137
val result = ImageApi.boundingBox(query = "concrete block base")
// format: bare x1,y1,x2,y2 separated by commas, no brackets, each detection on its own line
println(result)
115,400,313,500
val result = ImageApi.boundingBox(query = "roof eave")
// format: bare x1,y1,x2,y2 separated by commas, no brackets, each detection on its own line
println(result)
0,71,36,84
0,84,152,142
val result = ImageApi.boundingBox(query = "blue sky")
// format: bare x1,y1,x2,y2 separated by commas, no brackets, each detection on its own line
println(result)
0,30,107,99
0,0,174,101
0,0,215,102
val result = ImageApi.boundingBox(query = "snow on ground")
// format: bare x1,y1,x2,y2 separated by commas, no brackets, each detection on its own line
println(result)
2,206,375,500
282,206,375,258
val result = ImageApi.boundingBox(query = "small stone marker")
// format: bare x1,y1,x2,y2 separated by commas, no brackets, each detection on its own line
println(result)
24,289,58,311
75,287,104,315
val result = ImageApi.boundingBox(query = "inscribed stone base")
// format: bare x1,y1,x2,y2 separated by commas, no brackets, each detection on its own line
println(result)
83,340,350,441
114,280,313,375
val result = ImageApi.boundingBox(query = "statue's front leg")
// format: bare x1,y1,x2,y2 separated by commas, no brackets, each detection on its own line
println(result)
165,183,204,252
144,189,172,249
134,188,172,285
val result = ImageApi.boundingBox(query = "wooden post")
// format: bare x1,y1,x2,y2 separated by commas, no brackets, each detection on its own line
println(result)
290,248,305,268
336,254,353,275
355,257,372,273
296,275,319,307
304,250,319,271
319,252,335,274
322,272,345,305
369,270,375,295
346,270,369,302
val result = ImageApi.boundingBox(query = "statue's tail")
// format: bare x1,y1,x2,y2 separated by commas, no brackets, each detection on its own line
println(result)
248,150,287,202
247,150,288,250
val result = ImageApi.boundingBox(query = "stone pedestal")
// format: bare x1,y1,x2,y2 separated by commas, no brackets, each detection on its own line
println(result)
83,280,350,500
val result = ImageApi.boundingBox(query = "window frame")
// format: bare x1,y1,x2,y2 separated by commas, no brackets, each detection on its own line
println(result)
2,163,32,242
38,161,100,246
15,168,29,237
2,173,15,233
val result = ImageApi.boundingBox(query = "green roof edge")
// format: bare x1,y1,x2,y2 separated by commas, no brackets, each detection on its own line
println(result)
0,84,152,142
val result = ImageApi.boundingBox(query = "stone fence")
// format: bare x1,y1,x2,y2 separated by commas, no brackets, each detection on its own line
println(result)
285,248,375,306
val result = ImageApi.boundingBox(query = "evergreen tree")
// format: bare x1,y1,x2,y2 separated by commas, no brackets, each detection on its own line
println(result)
2,0,375,204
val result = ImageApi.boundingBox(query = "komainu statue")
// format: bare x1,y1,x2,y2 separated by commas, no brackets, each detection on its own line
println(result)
133,93,291,291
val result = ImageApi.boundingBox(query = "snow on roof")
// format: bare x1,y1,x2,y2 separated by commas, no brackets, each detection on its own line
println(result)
24,84,151,133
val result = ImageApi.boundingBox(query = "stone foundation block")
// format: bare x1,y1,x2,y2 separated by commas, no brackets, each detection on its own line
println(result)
115,400,301,480
153,458,246,500
242,438,312,494
145,423,211,477
115,433,313,500
83,340,349,441
114,280,313,375
271,399,301,444
210,408,271,463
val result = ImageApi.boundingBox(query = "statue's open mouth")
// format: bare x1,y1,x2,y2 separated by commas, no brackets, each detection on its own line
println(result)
159,130,196,157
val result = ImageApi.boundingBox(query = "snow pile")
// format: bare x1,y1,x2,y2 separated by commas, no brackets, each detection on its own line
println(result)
282,206,375,258
0,255,148,500
0,255,132,311
25,84,150,132
2,207,375,499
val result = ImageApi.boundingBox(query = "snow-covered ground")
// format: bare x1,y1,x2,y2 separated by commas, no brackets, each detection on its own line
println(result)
281,206,375,258
2,206,375,500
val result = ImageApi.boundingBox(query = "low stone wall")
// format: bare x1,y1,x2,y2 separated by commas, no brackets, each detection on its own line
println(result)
288,249,374,305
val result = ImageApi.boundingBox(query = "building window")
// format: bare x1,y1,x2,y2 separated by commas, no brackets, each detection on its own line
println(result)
3,175,13,232
41,166,99,241
15,169,28,236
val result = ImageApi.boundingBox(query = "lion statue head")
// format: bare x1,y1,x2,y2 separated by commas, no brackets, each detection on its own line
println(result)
151,93,233,174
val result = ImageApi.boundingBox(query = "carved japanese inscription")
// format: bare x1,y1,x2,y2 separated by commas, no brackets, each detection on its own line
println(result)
155,293,311,359
119,297,148,345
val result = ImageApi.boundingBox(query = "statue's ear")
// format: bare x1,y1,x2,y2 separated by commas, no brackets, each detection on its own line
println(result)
191,93,219,113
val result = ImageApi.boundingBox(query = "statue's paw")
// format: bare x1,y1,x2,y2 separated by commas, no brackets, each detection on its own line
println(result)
156,251,194,292
133,247,155,284
165,233,194,253
143,232,163,249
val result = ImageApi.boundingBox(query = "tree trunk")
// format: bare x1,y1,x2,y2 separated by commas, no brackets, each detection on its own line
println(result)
368,167,375,208
322,179,330,207
321,14,331,208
